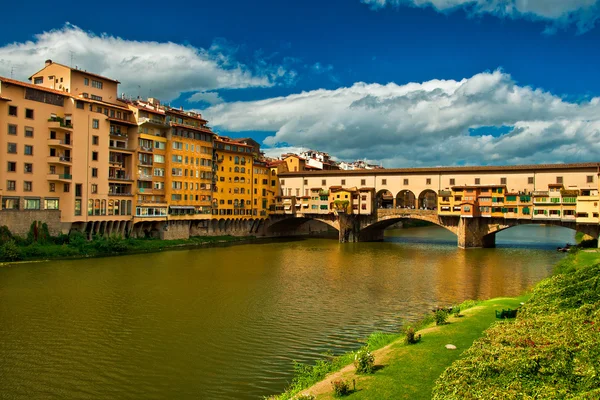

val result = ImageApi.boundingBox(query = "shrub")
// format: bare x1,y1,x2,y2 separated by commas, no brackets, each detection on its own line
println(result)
93,235,128,253
434,309,449,325
0,240,21,262
354,346,375,374
331,379,351,397
293,395,315,400
26,221,51,244
452,305,461,317
0,225,13,245
404,326,421,344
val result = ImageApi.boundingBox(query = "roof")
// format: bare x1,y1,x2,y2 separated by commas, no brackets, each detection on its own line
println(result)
0,75,71,97
165,107,207,122
358,187,375,191
0,95,11,101
107,117,137,126
279,163,600,177
267,160,286,167
129,102,166,115
28,61,121,84
215,136,252,146
80,96,132,112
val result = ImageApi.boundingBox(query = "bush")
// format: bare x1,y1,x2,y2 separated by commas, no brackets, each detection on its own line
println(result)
293,395,315,400
26,221,51,244
93,235,128,253
404,326,421,344
0,240,21,262
0,225,14,245
434,309,448,325
452,305,461,317
353,346,375,374
331,379,351,397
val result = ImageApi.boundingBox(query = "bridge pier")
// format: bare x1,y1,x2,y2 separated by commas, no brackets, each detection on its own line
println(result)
458,217,496,249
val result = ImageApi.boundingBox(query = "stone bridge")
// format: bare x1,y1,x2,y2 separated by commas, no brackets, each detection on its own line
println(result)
265,209,600,248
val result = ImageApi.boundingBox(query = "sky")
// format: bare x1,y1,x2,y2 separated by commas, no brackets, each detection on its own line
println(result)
1,0,600,167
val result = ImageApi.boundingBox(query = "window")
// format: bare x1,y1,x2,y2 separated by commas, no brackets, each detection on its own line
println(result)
341,179,346,185
2,197,19,210
528,177,534,184
92,135,99,145
8,106,17,116
76,101,84,109
64,183,70,193
34,77,43,84
403,179,409,185
426,178,431,185
450,178,455,185
154,141,166,150
7,143,17,153
304,179,308,185
84,78,89,86
75,184,82,197
24,198,40,209
7,180,16,191
92,151,98,161
91,184,98,194
23,181,32,192
587,175,594,183
281,179,285,185
24,127,34,137
92,119,99,129
24,145,33,155
322,179,327,186
7,162,16,172
45,199,59,210
25,109,34,119
154,154,165,163
8,124,17,135
382,179,387,185
556,176,563,184
91,95,103,101
24,163,33,173
91,168,98,177
74,199,82,215
49,183,55,192
92,80,103,89
475,178,480,185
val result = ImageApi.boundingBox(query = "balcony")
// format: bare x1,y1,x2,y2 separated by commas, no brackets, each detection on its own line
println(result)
137,174,153,181
109,131,128,138
47,156,72,165
108,174,132,181
48,117,73,131
47,173,72,182
110,145,134,153
108,190,133,196
47,138,72,148
138,117,168,127
138,146,153,153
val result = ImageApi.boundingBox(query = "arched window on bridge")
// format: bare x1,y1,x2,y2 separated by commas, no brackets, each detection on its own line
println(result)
376,190,394,209
396,190,416,209
418,189,437,210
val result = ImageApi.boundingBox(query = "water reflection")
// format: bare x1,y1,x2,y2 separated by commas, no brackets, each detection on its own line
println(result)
0,225,572,399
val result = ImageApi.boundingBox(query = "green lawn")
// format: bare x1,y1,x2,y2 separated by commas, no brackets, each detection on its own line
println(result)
309,296,527,399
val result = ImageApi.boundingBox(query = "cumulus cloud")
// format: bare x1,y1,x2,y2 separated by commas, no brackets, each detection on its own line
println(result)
205,70,600,167
362,0,600,33
0,24,295,101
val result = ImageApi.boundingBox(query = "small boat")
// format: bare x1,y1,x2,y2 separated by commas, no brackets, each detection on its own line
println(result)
557,243,572,252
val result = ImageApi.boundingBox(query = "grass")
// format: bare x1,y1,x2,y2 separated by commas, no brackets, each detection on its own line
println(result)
298,296,527,399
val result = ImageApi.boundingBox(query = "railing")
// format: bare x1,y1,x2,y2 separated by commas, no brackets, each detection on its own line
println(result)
110,131,128,138
139,146,153,152
108,175,131,181
108,191,133,196
138,174,153,181
138,117,168,126
47,138,72,146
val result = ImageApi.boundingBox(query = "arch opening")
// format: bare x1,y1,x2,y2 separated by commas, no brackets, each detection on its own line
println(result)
418,189,437,210
376,190,394,209
396,190,416,209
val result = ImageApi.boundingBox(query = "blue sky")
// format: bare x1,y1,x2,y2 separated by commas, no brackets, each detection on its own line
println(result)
1,0,600,166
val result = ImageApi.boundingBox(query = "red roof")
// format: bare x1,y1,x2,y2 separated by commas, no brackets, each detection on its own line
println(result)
171,122,215,135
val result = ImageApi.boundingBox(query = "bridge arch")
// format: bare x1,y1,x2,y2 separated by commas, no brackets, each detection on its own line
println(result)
418,189,437,210
376,189,394,209
265,216,340,235
396,190,416,209
483,219,598,243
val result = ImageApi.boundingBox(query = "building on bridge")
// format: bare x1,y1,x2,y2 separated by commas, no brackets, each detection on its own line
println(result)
269,163,600,248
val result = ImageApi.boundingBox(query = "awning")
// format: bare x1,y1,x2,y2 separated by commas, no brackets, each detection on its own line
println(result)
302,204,309,207
170,206,195,210
284,206,291,210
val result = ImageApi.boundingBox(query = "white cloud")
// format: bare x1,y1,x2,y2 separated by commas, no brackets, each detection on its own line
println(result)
0,24,295,101
362,0,600,33
205,70,600,167
187,91,224,105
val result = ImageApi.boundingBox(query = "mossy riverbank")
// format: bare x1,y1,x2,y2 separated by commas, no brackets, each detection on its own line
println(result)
276,249,600,400
0,223,258,265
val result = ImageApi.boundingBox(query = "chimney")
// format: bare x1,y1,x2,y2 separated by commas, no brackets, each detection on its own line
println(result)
45,59,53,66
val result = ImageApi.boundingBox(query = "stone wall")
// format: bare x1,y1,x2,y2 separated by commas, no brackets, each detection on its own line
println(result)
159,220,191,240
0,210,62,237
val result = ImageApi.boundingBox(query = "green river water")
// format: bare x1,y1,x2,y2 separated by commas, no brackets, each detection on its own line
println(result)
0,225,574,399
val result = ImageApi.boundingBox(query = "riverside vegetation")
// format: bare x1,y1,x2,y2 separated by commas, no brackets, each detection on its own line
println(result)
0,221,252,263
274,245,600,399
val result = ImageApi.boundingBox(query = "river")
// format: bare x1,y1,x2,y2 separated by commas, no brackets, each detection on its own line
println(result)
0,225,574,399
